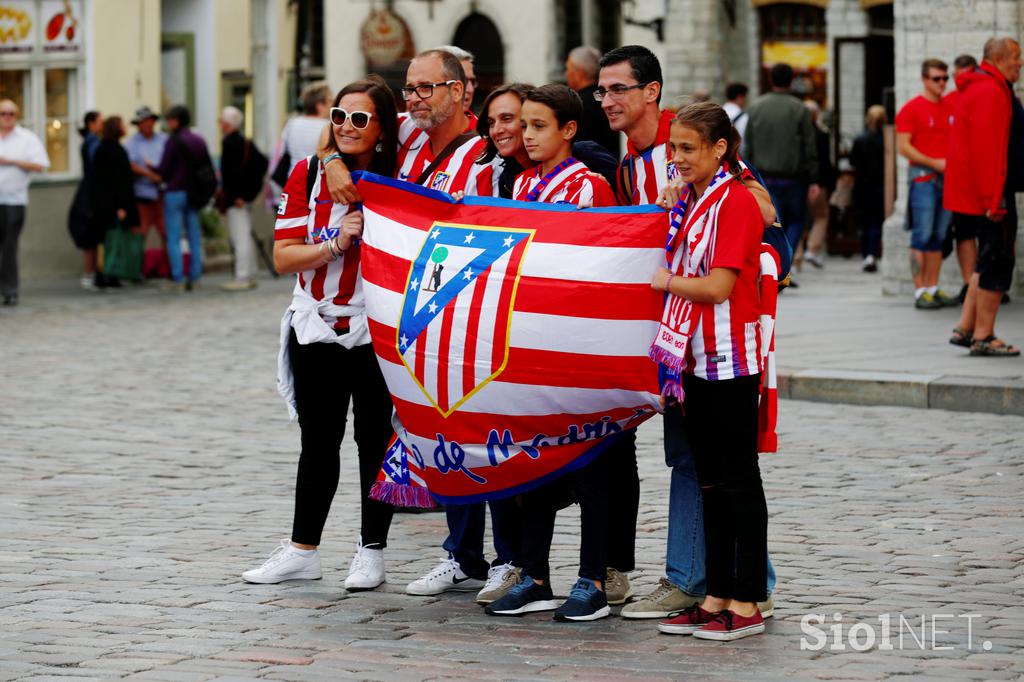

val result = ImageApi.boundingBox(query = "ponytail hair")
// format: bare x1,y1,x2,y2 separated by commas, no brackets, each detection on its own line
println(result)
672,102,742,177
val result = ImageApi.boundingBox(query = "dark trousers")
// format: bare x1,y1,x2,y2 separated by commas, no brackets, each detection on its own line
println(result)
764,178,808,250
0,204,26,297
519,440,621,584
605,429,639,572
682,373,768,603
288,330,395,547
443,498,522,579
959,196,1018,293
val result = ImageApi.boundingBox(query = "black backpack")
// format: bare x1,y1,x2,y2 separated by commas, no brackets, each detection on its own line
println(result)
240,139,269,202
177,135,217,209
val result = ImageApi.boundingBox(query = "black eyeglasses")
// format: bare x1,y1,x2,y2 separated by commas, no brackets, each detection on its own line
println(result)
593,83,650,101
401,80,457,101
466,77,478,88
929,75,950,83
330,107,374,129
0,111,16,117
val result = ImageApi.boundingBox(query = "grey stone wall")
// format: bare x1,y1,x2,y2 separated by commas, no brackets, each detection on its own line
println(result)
882,0,1024,296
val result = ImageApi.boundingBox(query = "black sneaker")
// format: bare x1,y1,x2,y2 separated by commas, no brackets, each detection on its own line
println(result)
552,577,610,622
484,576,560,616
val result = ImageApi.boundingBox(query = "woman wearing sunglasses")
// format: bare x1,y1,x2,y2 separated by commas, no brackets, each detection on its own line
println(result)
243,76,402,593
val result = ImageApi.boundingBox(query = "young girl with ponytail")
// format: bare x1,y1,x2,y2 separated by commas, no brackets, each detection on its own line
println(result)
649,102,771,641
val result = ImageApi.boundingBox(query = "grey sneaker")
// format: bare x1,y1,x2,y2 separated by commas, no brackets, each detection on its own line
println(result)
605,568,634,605
476,564,521,604
758,595,774,618
621,577,700,619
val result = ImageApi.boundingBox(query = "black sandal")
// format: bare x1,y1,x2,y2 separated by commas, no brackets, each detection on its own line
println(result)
969,335,1021,357
949,327,973,347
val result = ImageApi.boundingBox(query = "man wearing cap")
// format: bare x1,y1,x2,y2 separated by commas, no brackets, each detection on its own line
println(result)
125,106,167,268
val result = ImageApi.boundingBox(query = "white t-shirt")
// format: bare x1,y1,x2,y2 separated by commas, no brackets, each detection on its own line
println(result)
282,115,328,164
0,125,50,205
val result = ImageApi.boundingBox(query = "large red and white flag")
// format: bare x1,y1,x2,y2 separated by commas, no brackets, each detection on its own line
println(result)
356,173,666,505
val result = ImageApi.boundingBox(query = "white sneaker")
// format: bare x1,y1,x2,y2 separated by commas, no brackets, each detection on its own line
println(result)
242,539,322,584
804,251,825,269
476,563,521,604
344,539,385,591
405,557,485,596
80,276,98,291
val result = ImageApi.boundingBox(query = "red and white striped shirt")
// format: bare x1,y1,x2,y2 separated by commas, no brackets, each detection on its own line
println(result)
512,159,617,206
395,114,497,195
671,183,765,381
274,156,361,331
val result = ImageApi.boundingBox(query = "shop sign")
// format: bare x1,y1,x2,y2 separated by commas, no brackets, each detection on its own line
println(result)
0,1,34,53
360,8,415,67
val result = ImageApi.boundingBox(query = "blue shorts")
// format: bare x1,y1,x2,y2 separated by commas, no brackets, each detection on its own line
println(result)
906,167,952,252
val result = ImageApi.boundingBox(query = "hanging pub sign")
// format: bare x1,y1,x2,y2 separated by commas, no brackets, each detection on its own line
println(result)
360,8,415,67
0,1,34,53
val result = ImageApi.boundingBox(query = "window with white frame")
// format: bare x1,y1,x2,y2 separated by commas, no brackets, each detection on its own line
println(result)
0,0,84,177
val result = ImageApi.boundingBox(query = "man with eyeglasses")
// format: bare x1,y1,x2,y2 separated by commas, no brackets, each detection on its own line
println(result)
596,45,778,624
896,58,957,308
0,99,49,306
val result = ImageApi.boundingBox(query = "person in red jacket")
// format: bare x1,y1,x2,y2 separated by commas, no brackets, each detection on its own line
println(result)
944,37,1022,357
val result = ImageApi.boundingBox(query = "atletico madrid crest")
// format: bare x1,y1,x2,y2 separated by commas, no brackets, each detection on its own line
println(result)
397,221,534,417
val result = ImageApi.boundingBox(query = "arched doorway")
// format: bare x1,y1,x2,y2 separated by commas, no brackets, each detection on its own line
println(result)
452,12,505,113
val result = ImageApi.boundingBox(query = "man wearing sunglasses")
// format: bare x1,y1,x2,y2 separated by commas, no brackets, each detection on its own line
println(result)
0,99,49,306
896,58,957,309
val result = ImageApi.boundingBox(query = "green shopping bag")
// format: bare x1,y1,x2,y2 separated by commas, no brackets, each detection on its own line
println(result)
102,223,144,281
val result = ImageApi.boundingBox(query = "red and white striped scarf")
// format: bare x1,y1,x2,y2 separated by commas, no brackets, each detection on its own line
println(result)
757,244,779,453
648,166,735,399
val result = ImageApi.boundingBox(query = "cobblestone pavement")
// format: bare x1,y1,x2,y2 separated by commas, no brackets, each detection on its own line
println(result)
1,277,1023,681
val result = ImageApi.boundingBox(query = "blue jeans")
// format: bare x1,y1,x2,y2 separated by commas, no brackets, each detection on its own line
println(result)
443,498,521,580
907,170,952,252
764,177,808,250
164,190,203,282
663,406,776,597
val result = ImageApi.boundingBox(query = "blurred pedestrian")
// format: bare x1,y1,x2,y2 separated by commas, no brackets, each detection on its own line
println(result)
945,37,1022,356
0,98,49,306
722,82,749,148
850,106,886,272
92,116,138,287
125,106,167,278
745,63,818,254
68,110,103,289
896,58,956,309
155,104,211,290
945,54,979,300
802,100,834,268
218,106,259,291
566,45,619,155
270,82,331,191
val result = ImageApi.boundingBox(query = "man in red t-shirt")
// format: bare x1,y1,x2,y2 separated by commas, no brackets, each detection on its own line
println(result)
895,58,956,309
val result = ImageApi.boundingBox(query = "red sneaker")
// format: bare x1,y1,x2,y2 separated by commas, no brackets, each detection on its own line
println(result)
658,604,716,635
692,609,765,641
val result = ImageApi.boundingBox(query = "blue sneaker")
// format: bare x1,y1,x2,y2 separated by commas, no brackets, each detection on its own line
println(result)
484,576,561,616
553,577,610,622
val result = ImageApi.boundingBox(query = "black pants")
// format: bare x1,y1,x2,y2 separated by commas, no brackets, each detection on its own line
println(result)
605,429,638,572
519,440,621,584
289,330,395,547
682,373,767,603
956,200,1018,293
0,204,26,297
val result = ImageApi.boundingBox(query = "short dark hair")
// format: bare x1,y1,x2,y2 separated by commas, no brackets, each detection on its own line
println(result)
300,81,331,115
476,82,534,164
725,82,748,101
414,49,467,86
165,104,191,128
599,45,663,103
770,63,794,89
921,58,948,77
79,110,100,137
953,54,978,70
326,74,399,180
525,84,583,134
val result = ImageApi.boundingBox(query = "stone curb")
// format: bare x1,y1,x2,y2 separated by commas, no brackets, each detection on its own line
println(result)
777,368,1024,416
